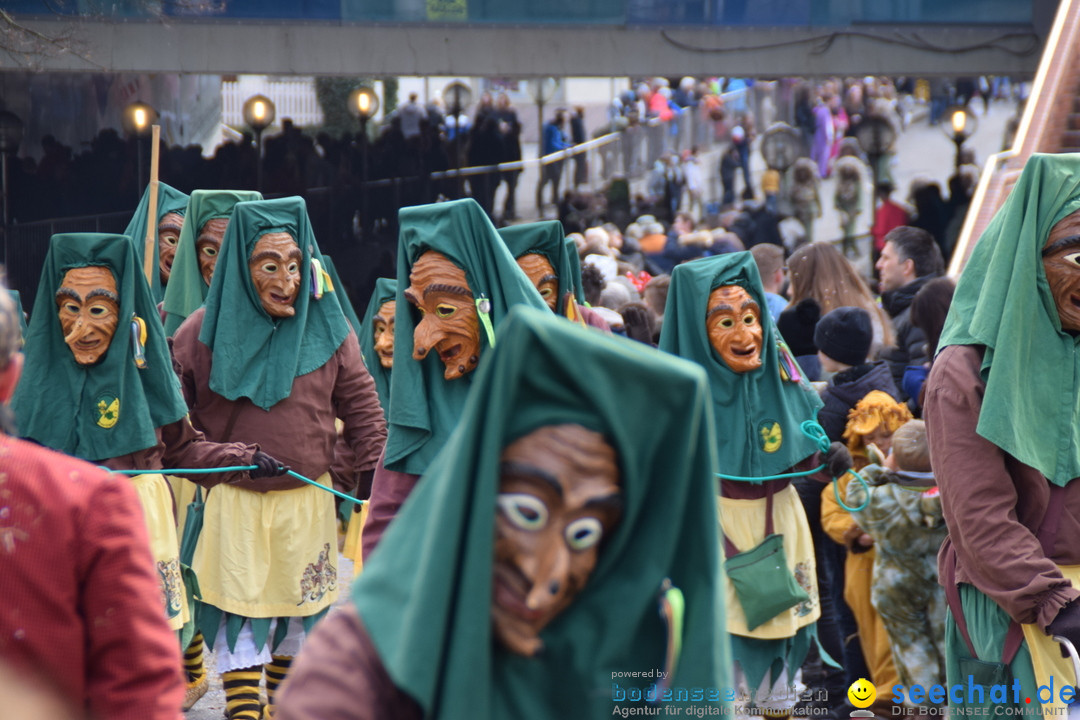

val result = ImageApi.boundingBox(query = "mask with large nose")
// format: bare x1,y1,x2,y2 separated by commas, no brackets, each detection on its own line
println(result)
56,266,120,366
404,250,481,381
492,424,622,656
249,232,302,318
706,285,763,373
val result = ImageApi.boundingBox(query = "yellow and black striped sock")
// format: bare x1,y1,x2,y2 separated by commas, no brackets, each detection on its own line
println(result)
222,667,263,720
183,632,206,685
263,655,293,715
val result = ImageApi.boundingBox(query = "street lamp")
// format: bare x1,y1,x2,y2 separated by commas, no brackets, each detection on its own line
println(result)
122,101,158,200
942,105,978,171
348,86,380,238
243,94,276,192
0,110,24,264
442,81,473,199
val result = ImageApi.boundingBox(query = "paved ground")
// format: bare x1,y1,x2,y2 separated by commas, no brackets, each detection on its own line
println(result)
184,98,1014,720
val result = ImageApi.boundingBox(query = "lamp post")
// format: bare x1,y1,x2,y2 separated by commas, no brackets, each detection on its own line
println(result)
243,94,276,193
347,86,380,238
528,77,560,214
122,101,158,200
942,105,978,171
442,81,473,199
854,115,897,266
0,110,24,265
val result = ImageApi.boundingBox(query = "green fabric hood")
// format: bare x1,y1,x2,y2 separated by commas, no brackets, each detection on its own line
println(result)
384,198,549,475
938,152,1080,487
356,305,728,719
358,277,396,421
12,233,189,461
162,189,261,335
198,196,351,411
498,220,585,305
123,181,190,304
658,252,824,478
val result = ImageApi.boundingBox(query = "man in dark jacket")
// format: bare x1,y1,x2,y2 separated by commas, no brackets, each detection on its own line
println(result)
875,226,943,400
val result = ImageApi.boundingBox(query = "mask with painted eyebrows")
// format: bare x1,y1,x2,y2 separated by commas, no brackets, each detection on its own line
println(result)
706,285,763,373
1043,209,1080,333
404,250,480,381
249,232,303,318
157,212,183,284
56,266,120,366
492,424,622,656
373,300,396,369
516,253,559,312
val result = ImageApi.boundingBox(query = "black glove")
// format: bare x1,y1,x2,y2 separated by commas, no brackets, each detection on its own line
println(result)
825,441,853,479
1047,600,1080,659
250,451,289,479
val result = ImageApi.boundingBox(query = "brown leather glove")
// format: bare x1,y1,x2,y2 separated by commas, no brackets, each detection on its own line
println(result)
250,451,290,479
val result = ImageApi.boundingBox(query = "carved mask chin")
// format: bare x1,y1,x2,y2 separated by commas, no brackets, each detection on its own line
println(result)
56,266,120,366
706,285,763,373
404,250,481,380
492,425,622,656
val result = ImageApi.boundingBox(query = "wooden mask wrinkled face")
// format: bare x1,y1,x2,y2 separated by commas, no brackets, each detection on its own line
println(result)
157,212,183,284
248,232,302,318
516,253,559,312
492,425,622,656
404,250,480,381
56,266,119,366
706,285,763,373
196,217,229,288
372,300,396,369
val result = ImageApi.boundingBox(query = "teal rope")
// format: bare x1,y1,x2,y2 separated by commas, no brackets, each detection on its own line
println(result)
714,419,870,512
103,465,366,506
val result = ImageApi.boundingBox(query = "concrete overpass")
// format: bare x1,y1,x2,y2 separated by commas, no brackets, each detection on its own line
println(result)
1,0,1058,77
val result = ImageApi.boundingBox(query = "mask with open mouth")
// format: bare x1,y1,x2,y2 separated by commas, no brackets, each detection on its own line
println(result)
405,250,481,380
706,285,763,373
56,266,120,366
249,232,302,318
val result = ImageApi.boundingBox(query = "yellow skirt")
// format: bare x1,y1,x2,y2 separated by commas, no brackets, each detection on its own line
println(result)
718,483,820,639
167,475,199,531
1023,564,1080,719
130,473,188,630
192,478,339,618
342,501,370,570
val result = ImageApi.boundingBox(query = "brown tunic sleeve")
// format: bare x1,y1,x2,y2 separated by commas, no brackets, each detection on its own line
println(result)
274,605,422,720
925,344,1080,630
361,460,420,562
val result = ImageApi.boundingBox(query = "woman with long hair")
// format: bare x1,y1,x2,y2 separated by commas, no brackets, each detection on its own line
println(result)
786,241,896,356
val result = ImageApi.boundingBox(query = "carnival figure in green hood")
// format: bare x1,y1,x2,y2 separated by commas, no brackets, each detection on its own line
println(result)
925,153,1080,717
123,181,190,304
276,306,730,720
162,189,261,335
170,196,387,719
11,232,285,659
659,251,850,715
361,199,549,560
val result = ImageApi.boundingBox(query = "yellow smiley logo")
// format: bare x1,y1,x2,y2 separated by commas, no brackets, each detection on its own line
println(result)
847,678,876,709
